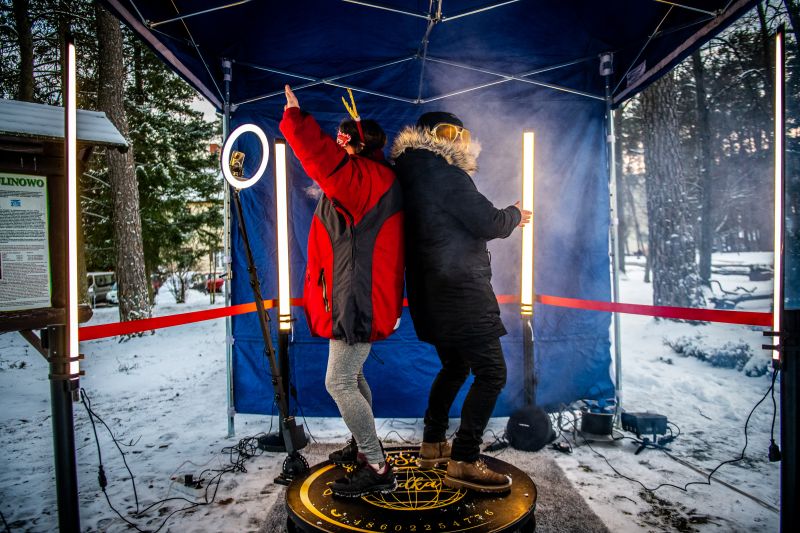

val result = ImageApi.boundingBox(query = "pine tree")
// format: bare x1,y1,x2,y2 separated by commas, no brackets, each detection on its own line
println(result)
124,39,220,293
70,2,221,307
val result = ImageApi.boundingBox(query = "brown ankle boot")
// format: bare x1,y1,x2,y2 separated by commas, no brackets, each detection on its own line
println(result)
417,441,452,468
444,458,512,493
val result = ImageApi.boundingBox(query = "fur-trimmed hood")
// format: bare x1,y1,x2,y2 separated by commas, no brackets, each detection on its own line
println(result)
390,126,478,175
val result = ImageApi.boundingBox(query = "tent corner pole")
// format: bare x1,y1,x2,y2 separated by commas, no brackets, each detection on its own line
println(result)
222,58,235,439
603,56,624,425
773,27,795,533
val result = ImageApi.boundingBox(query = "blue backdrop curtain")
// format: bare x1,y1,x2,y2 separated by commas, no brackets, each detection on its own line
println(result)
229,82,614,416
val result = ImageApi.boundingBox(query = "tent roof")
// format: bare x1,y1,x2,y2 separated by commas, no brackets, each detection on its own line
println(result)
0,99,128,148
103,0,756,112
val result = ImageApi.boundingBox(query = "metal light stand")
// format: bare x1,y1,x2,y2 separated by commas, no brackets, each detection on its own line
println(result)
48,33,83,531
762,28,794,532
258,332,293,454
521,314,536,406
222,58,236,439
779,312,798,532
230,187,308,485
44,325,83,532
601,52,624,426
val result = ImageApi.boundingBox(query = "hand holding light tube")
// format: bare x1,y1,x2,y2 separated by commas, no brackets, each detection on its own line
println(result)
514,201,532,227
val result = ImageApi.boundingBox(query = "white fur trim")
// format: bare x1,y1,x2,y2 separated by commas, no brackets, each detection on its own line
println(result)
390,127,478,175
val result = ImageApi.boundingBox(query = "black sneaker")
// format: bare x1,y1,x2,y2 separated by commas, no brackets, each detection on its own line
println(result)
328,437,359,465
331,461,397,498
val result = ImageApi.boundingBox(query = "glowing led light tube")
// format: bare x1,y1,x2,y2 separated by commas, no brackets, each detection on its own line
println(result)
275,140,292,331
521,131,535,316
772,29,784,362
66,37,80,377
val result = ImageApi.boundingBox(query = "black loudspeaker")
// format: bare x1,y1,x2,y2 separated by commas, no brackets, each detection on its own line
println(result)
506,406,556,452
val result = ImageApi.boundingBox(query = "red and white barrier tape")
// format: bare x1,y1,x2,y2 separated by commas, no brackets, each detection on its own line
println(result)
78,298,302,341
534,294,771,327
78,294,770,341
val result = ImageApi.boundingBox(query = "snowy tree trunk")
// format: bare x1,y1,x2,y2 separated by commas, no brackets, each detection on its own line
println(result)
692,50,714,286
95,4,151,324
756,2,773,101
641,73,705,308
12,0,34,102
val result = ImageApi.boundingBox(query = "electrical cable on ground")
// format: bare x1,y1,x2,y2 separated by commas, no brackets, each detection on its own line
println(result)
549,410,574,453
381,429,415,444
562,368,779,496
1,508,11,533
79,388,272,533
293,395,318,444
482,428,510,453
387,418,420,426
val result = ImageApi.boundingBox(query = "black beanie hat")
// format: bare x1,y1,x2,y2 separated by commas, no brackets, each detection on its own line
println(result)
417,111,464,130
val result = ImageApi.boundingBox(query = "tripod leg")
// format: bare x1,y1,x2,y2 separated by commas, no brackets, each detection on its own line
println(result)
231,189,308,479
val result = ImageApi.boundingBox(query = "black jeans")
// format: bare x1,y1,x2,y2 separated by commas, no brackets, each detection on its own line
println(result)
422,337,507,462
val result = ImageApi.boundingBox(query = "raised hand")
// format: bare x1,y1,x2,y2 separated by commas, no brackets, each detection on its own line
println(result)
284,84,299,111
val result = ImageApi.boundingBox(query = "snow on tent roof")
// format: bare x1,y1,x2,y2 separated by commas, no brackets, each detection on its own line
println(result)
0,99,128,148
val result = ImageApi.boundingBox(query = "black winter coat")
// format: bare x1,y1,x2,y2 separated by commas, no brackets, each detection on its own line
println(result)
391,127,521,345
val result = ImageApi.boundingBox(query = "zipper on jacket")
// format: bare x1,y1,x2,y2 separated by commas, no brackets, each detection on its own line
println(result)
319,268,330,313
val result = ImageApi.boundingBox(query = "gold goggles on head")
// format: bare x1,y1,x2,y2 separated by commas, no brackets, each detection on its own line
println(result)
431,123,471,145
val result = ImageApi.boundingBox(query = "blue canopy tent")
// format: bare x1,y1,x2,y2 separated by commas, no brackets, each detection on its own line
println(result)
102,0,757,420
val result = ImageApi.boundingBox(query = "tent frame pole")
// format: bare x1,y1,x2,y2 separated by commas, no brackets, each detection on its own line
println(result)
415,1,443,102
342,0,521,22
614,0,753,104
342,0,429,19
603,55,624,423
613,6,674,95
442,0,522,22
105,0,222,108
235,53,602,108
423,55,604,102
772,27,795,532
222,58,235,438
653,0,717,16
234,56,417,107
149,0,254,28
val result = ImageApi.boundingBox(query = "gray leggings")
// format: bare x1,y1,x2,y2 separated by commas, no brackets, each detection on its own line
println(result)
325,339,383,464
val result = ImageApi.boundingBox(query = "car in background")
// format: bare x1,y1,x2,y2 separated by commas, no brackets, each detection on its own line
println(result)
107,282,118,305
189,272,206,292
205,272,226,293
87,271,115,307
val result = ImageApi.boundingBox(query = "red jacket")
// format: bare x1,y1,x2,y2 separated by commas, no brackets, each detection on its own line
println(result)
279,107,404,344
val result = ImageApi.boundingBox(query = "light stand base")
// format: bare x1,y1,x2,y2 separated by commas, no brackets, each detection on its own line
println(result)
258,433,286,453
276,452,310,486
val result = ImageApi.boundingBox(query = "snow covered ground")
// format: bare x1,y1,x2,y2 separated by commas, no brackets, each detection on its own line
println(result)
0,252,781,532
